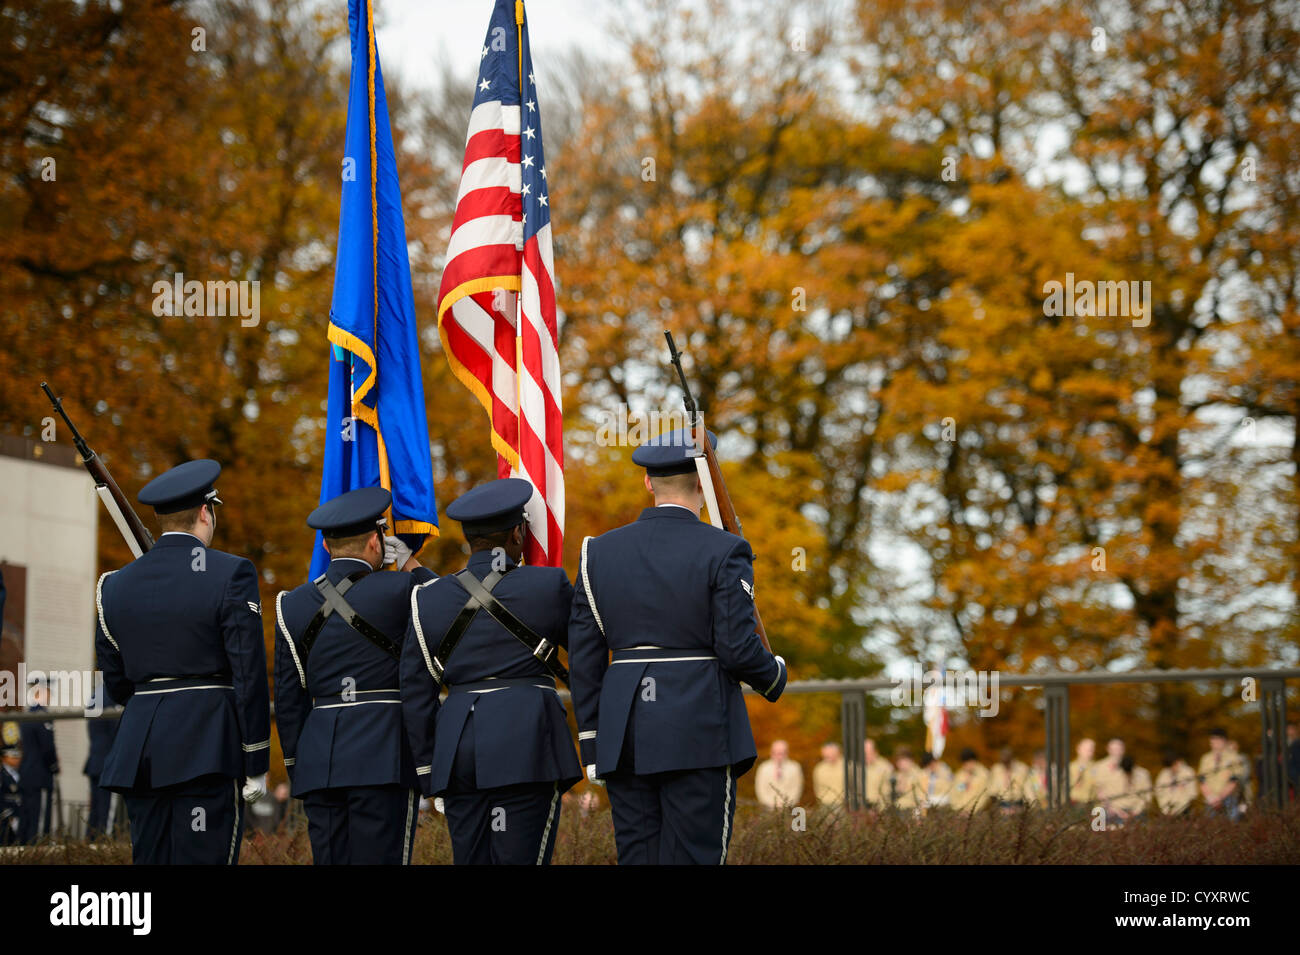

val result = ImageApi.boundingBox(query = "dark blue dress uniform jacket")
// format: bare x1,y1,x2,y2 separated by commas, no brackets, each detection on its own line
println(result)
569,506,787,777
94,533,272,791
275,558,435,798
400,550,582,797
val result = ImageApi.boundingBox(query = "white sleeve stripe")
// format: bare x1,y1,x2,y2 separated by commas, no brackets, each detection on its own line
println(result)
96,571,119,652
416,765,432,775
276,591,306,690
578,730,597,741
284,757,295,766
764,657,785,698
242,740,270,753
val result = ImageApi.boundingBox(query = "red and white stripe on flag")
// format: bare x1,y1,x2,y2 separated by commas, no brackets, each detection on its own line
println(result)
436,9,564,567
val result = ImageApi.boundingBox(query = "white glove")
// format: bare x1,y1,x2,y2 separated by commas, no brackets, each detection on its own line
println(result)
242,773,268,804
433,796,445,814
383,535,413,568
586,764,605,787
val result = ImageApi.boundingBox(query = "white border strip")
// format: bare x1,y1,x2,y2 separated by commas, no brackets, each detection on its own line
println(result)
611,656,717,664
536,782,559,865
720,765,732,865
228,779,240,865
135,684,233,695
313,700,401,709
402,789,417,865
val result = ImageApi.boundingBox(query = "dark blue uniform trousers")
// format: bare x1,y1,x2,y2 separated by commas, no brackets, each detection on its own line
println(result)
443,713,562,865
605,765,739,865
17,786,53,844
302,784,418,865
124,774,244,865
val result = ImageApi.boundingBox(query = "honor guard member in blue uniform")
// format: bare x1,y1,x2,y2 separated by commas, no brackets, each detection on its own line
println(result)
17,674,59,843
274,486,436,864
401,478,581,865
1,721,22,845
84,683,120,839
94,459,271,864
569,429,787,864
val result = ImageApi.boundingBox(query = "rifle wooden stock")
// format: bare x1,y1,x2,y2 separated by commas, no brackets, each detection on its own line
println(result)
690,415,771,652
86,451,155,556
664,333,772,653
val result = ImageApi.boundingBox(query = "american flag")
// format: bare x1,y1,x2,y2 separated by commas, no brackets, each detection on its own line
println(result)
436,0,563,567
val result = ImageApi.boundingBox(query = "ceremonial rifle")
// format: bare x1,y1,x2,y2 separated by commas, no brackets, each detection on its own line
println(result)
40,382,154,557
663,331,772,653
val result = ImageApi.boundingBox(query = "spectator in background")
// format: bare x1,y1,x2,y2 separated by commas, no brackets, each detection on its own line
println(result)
1154,749,1197,816
949,748,990,814
864,739,894,810
1099,753,1151,827
1226,738,1253,811
17,674,58,843
754,739,803,810
1199,728,1243,820
811,742,844,807
1070,738,1098,804
890,746,919,811
1090,738,1126,811
989,747,1030,811
83,682,119,840
1,722,20,845
1022,749,1049,808
909,753,951,815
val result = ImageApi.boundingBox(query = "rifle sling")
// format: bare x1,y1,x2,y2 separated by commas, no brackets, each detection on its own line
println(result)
301,570,401,662
426,569,504,686
432,568,569,687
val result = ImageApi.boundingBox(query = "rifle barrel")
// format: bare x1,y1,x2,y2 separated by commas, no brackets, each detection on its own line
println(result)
40,381,92,459
664,331,698,424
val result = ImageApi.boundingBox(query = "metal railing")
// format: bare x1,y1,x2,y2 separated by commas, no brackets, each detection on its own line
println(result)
6,666,1296,813
766,668,1298,811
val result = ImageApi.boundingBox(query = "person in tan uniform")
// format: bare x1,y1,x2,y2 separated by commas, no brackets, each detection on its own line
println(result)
754,739,804,810
1022,749,1049,808
1198,729,1245,820
908,752,953,814
811,742,845,807
1069,737,1098,804
1154,750,1197,816
1090,738,1127,810
988,747,1030,811
1226,739,1253,810
1097,753,1151,827
949,748,991,814
864,739,894,810
890,746,919,812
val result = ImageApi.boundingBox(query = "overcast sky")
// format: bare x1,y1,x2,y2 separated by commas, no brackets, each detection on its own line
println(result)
375,0,615,93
